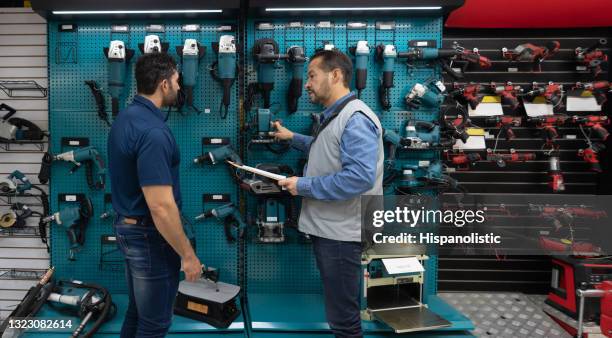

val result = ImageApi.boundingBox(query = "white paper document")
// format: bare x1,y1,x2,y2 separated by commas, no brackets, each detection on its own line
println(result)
382,257,424,275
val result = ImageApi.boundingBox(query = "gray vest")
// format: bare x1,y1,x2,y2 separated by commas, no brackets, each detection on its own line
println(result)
299,98,384,242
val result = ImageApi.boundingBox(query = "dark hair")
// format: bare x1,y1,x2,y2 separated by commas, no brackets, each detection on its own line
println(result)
135,53,178,95
310,50,353,88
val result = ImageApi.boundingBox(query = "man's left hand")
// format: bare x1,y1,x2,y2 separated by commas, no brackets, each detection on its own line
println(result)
278,176,300,196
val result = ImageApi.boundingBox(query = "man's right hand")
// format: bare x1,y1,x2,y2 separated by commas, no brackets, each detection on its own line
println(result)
272,121,294,141
182,254,202,282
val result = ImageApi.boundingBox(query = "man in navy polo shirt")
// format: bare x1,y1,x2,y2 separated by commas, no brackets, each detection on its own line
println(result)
108,53,202,337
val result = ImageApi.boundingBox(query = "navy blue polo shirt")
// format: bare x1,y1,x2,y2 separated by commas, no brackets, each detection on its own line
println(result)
108,95,181,217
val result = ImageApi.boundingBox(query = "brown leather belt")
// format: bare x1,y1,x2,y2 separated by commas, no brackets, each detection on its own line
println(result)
119,215,153,226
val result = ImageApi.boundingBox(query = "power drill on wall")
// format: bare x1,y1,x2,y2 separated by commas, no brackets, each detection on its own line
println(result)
103,40,134,117
39,146,106,190
489,81,523,111
194,144,242,166
176,39,206,113
210,35,237,119
42,197,93,260
450,82,483,110
195,202,246,243
573,81,612,106
404,79,446,110
524,82,564,110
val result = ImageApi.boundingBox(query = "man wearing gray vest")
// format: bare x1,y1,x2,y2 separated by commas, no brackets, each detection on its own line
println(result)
274,49,384,338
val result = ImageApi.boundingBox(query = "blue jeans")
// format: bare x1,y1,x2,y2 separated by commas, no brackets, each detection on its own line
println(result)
312,236,363,338
114,220,181,338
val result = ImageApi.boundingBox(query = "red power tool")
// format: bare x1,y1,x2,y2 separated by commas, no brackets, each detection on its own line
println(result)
578,143,606,173
525,81,564,109
445,150,481,170
486,148,535,167
547,152,565,193
529,115,570,144
575,39,608,77
484,115,522,140
490,81,523,110
573,115,610,141
574,81,612,106
451,82,483,110
502,40,561,71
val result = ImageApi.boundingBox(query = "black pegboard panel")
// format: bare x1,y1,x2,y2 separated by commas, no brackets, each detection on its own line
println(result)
439,27,612,293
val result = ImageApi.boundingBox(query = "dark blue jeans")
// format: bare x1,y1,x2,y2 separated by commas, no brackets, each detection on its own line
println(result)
312,236,363,338
114,221,181,338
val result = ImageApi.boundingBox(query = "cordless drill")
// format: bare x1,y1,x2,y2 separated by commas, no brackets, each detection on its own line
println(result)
194,145,242,165
49,146,106,190
351,41,370,98
490,82,523,110
103,40,134,116
575,39,608,77
212,35,237,119
451,82,482,110
404,79,446,109
445,151,482,170
286,46,306,113
525,82,564,109
572,115,610,141
42,197,93,260
176,39,206,113
486,149,535,167
376,44,397,111
484,115,522,140
578,143,606,173
252,39,280,109
195,202,246,242
574,81,612,106
528,115,570,144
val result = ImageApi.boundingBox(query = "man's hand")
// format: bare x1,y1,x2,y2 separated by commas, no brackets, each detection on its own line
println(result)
278,176,300,196
182,254,202,282
272,121,294,141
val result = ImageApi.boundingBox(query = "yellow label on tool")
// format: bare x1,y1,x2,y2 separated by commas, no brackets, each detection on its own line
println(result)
187,301,209,314
580,91,594,97
532,96,547,104
481,96,501,103
560,238,572,245
466,128,485,136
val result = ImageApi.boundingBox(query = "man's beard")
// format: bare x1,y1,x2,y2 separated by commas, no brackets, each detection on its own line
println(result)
162,86,178,107
308,80,331,105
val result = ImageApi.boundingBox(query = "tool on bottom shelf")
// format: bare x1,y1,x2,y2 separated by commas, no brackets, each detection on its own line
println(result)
360,250,451,333
46,279,116,337
174,265,241,329
42,196,93,260
0,268,55,337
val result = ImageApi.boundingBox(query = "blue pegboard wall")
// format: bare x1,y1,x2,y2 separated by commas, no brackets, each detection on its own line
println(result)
48,20,241,293
243,17,443,296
